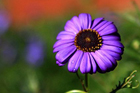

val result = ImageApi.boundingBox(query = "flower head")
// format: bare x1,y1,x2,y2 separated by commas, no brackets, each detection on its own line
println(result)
53,13,124,74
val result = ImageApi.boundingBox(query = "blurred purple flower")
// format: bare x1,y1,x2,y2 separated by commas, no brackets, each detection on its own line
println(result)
25,36,45,66
0,41,17,64
0,10,10,34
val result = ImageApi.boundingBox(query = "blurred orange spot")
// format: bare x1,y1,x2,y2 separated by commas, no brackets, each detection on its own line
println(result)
3,0,140,25
3,0,82,25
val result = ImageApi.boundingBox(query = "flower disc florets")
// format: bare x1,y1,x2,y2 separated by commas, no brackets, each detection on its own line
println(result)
74,29,102,52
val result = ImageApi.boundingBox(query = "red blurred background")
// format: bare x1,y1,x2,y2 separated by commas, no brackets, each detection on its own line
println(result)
2,0,140,25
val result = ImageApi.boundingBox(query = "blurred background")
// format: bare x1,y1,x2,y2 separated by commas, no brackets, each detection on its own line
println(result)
0,0,140,93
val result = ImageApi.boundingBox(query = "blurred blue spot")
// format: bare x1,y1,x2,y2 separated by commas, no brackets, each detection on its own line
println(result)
25,36,45,66
0,10,10,34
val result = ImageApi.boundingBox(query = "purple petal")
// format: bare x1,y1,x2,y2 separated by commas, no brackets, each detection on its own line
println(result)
87,14,92,29
58,31,75,36
89,53,97,73
97,21,113,32
101,50,122,60
71,16,81,31
80,52,91,74
68,50,83,72
91,18,104,29
99,50,117,65
53,39,74,48
103,23,117,31
101,45,123,54
99,24,117,36
53,42,73,53
64,20,79,34
56,61,65,66
56,45,76,62
56,31,75,40
79,13,92,29
103,41,124,48
96,50,113,70
102,35,120,41
91,52,107,72
93,20,108,31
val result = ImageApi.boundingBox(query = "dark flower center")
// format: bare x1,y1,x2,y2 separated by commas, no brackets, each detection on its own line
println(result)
74,29,102,52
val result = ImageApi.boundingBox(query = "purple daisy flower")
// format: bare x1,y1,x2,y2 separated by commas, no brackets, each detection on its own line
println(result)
53,13,124,74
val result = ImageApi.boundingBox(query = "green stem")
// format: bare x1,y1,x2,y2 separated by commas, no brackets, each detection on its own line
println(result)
85,73,88,89
76,72,87,92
